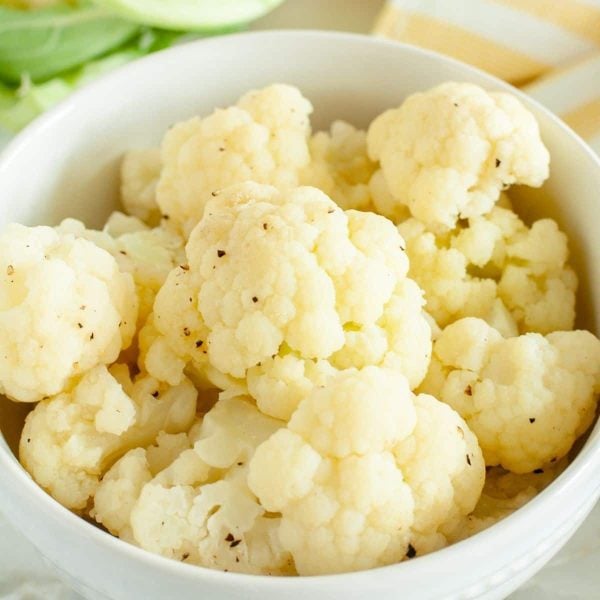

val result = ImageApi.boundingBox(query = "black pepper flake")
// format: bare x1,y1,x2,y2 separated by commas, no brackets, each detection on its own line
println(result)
6,265,14,276
529,417,536,423
189,297,193,303
151,391,159,398
162,214,170,220
457,426,464,438
235,557,239,563
180,264,190,271
119,250,127,256
495,158,501,168
219,147,225,152
533,468,544,474
90,333,94,340
252,296,258,303
225,533,234,542
502,182,510,190
229,539,242,548
161,521,165,526
183,327,191,336
80,305,86,310
27,438,31,443
464,385,472,396
453,103,459,107
195,340,203,348
466,454,472,466
327,209,335,214
406,544,417,559
550,457,557,463
211,191,219,197
237,461,243,466
77,322,83,329
182,553,189,560
263,223,268,230
217,250,226,258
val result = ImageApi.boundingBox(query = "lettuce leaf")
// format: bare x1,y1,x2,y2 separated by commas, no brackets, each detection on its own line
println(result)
0,1,140,83
0,28,182,132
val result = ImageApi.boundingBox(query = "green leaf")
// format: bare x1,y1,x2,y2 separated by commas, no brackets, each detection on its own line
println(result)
91,0,284,31
0,2,140,84
0,27,187,132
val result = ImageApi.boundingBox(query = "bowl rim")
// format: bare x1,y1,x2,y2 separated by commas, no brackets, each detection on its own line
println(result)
0,28,599,588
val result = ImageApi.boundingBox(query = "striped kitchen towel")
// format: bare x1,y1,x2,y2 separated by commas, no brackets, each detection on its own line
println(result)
373,0,600,153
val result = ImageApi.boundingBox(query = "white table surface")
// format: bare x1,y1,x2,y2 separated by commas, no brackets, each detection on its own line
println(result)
0,1,598,598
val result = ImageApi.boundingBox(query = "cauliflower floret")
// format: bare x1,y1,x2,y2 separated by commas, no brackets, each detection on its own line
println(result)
369,170,411,224
19,364,197,510
421,318,600,472
399,206,576,334
301,121,376,211
120,148,162,226
128,395,293,575
147,182,431,419
0,224,137,403
249,367,484,574
497,218,576,333
399,217,502,332
393,394,485,554
156,84,312,234
449,459,568,541
92,431,192,541
368,82,549,229
57,216,185,325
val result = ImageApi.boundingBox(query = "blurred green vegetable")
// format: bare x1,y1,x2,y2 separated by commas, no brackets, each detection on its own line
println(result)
0,0,285,132
0,29,183,131
0,1,139,83
91,0,284,31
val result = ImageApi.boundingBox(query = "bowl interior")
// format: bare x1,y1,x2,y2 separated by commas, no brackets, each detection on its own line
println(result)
0,29,598,503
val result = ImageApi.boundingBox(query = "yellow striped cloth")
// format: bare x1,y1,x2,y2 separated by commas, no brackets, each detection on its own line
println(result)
373,0,600,154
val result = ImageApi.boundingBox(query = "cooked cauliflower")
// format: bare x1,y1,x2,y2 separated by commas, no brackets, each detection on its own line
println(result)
57,215,185,324
393,393,485,554
249,367,484,574
8,81,598,577
399,217,502,332
301,121,376,211
156,84,312,234
147,182,431,419
91,431,190,541
20,364,197,510
449,459,568,541
110,395,294,575
0,224,137,403
421,318,600,472
368,82,550,229
369,170,411,224
120,148,163,226
399,206,576,333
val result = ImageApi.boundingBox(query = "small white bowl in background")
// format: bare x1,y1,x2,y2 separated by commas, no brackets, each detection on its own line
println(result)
0,31,598,600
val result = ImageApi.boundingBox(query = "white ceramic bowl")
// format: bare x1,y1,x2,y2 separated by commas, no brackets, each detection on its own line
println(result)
0,31,599,600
